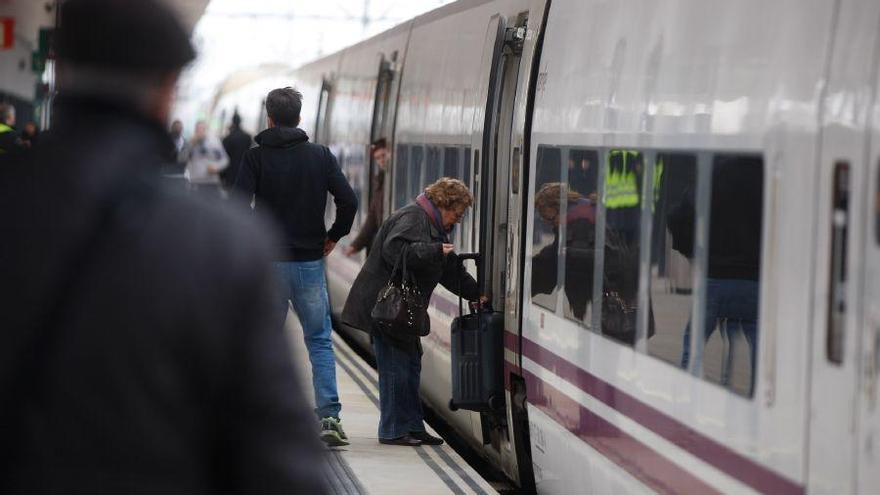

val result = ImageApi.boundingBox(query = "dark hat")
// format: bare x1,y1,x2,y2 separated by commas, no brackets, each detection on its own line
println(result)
56,0,196,72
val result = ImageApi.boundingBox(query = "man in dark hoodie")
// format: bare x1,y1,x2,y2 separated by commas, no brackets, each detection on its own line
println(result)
221,112,252,187
235,87,358,446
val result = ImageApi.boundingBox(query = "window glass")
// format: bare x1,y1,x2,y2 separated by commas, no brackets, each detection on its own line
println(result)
601,150,644,346
561,149,599,325
394,144,409,209
463,147,472,189
443,147,460,179
646,154,697,366
693,155,764,397
531,146,563,312
425,145,441,187
409,145,424,203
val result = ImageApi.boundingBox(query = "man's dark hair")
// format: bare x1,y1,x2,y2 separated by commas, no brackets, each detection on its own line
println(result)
266,87,302,127
371,137,387,151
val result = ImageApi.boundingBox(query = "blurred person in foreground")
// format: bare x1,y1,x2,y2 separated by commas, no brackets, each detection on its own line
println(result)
341,178,485,446
0,0,327,493
344,137,390,257
234,87,358,447
221,112,252,187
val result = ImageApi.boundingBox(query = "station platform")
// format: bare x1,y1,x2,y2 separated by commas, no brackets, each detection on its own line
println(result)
283,313,499,495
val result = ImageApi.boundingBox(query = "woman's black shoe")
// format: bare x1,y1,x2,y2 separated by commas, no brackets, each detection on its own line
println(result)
379,435,423,446
409,431,444,445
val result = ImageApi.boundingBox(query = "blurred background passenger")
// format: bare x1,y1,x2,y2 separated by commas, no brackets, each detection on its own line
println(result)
21,122,39,149
345,137,390,256
221,112,253,187
184,120,228,195
0,0,328,493
0,103,22,154
342,178,483,446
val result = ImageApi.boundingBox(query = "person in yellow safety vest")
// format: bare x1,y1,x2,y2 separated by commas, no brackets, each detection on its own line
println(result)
604,150,641,209
0,103,22,154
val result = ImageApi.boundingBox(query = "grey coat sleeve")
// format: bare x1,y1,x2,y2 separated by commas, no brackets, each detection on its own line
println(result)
380,213,442,271
439,254,480,301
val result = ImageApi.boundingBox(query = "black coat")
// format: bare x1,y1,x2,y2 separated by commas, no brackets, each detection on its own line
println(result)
0,97,327,495
220,126,252,186
234,127,357,261
341,203,479,349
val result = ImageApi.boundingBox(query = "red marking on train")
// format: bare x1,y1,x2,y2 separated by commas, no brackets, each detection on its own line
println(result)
523,369,724,495
521,337,804,495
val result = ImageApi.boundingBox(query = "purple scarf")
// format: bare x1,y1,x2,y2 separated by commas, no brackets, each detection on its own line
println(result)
416,193,450,243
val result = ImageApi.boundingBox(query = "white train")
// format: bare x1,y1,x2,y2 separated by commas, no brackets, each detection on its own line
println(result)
212,0,880,493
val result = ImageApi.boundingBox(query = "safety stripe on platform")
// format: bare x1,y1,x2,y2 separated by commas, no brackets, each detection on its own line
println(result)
331,333,491,495
324,449,369,495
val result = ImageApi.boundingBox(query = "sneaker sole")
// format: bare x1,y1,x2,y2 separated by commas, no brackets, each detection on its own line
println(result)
321,430,350,447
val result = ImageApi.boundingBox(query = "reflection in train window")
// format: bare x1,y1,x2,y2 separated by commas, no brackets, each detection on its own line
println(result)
561,149,599,326
425,146,441,186
689,155,764,397
646,154,697,367
531,146,563,313
601,150,644,346
394,144,409,208
409,145,424,202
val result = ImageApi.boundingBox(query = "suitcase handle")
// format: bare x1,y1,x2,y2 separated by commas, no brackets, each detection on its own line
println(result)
456,253,482,317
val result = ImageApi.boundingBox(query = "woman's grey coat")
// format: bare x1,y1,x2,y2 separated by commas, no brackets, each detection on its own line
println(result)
341,204,479,342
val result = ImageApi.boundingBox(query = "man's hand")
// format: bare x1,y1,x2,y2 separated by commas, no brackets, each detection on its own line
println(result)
442,243,454,256
343,245,359,257
323,240,337,256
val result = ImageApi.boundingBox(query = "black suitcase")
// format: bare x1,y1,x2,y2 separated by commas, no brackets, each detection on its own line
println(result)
449,254,505,412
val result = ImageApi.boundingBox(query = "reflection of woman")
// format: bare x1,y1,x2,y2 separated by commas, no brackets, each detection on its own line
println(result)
342,178,484,446
531,183,596,320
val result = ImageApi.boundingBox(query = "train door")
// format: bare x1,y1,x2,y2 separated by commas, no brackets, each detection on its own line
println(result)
808,2,880,493
368,53,398,237
314,78,332,145
858,36,880,495
469,9,529,481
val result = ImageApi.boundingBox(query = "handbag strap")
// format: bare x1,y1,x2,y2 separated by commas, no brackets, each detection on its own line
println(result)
389,243,409,283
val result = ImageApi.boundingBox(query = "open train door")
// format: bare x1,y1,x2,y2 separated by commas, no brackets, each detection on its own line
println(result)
466,8,533,487
807,2,880,493
366,53,399,255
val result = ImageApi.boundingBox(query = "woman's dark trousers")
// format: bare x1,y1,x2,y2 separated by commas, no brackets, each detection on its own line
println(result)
372,332,426,440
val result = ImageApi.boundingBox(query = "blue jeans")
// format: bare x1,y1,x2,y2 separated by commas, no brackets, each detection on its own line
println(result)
373,332,425,439
274,259,341,419
681,278,758,393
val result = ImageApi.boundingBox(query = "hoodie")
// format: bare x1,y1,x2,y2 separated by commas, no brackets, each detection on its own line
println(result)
234,126,358,261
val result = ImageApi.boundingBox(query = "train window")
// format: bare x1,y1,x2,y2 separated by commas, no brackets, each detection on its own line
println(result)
409,145,424,202
600,150,644,346
394,144,409,208
443,146,459,178
425,145,441,186
697,154,764,397
646,154,697,367
463,147,472,189
561,149,599,326
531,145,564,313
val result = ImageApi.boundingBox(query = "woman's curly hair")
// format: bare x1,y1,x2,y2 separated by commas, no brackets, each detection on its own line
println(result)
425,177,474,210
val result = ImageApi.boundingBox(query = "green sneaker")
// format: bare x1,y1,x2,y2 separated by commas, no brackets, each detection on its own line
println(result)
320,417,349,447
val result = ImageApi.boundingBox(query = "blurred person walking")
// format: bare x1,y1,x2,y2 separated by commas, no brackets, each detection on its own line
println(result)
235,87,358,447
341,178,484,446
221,112,252,187
344,137,389,257
184,120,228,196
0,0,328,493
21,122,40,149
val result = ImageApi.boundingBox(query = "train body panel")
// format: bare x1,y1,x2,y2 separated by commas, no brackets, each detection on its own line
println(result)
209,0,880,492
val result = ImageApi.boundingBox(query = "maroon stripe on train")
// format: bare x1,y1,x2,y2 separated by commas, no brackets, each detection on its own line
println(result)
522,337,804,495
523,369,724,495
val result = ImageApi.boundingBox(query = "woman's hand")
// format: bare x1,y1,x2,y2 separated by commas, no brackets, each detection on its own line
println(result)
442,243,454,256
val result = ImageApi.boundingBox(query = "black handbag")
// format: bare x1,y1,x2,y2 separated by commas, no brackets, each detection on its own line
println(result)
370,245,430,337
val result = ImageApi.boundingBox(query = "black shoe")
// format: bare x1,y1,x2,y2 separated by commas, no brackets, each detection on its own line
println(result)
410,431,444,445
379,435,423,446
